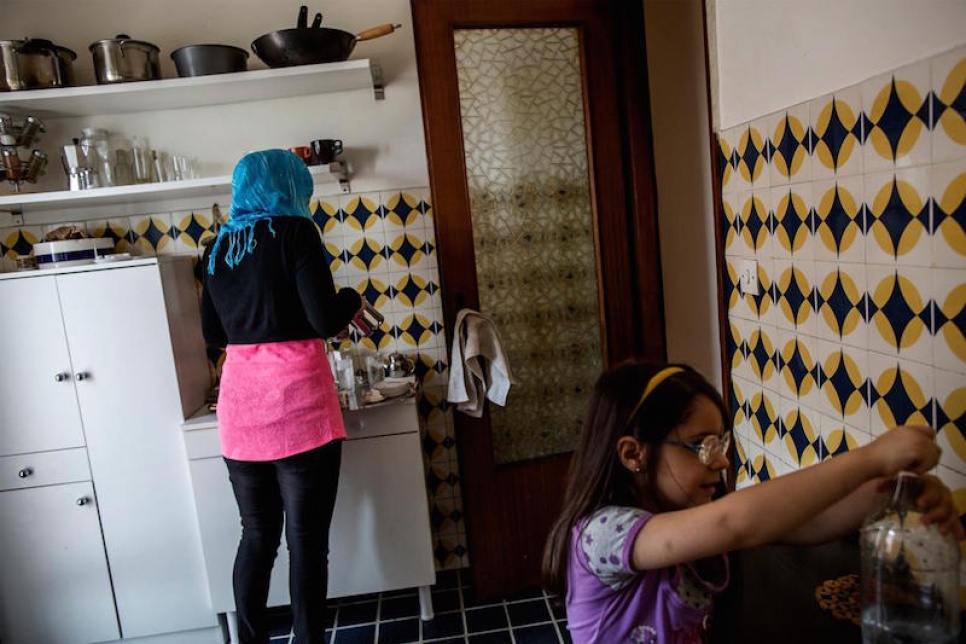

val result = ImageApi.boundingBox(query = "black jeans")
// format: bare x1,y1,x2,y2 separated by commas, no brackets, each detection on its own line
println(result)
225,439,343,644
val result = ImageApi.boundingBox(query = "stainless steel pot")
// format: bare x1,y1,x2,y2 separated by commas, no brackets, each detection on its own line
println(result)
89,35,161,84
0,39,77,91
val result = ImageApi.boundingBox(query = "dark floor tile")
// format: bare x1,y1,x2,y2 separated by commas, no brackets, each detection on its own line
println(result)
381,587,418,599
266,606,294,637
338,600,379,626
421,611,465,640
377,617,420,643
513,622,562,643
380,594,421,621
423,639,464,644
335,623,376,644
431,588,462,614
506,598,553,627
289,634,332,644
501,587,545,603
460,586,486,609
434,569,462,589
558,621,572,644
467,630,513,643
269,636,291,643
464,605,508,633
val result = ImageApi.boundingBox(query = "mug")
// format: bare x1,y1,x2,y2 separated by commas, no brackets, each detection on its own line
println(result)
310,139,343,164
287,146,315,166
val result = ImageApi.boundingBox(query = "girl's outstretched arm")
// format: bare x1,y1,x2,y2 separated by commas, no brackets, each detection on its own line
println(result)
631,425,940,571
781,473,965,545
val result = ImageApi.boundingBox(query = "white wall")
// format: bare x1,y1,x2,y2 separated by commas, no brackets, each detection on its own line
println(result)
1,0,429,193
643,0,722,389
711,0,966,130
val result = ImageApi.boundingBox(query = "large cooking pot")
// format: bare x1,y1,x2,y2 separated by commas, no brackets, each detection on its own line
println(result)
89,35,161,84
171,44,248,77
0,39,76,91
251,23,400,68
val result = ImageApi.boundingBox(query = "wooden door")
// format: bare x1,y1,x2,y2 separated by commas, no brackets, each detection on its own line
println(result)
0,276,86,455
412,0,664,598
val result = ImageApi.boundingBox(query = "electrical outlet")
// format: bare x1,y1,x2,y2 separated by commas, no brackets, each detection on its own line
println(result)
738,259,759,296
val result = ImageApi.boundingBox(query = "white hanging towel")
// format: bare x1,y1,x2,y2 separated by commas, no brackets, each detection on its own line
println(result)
447,308,515,417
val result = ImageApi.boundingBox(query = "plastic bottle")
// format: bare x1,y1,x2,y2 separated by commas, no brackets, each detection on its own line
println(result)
860,472,960,643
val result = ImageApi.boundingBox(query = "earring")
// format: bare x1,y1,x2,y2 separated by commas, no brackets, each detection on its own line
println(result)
634,465,642,473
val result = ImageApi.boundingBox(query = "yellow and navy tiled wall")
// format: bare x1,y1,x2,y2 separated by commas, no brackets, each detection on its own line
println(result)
0,188,469,571
719,46,966,584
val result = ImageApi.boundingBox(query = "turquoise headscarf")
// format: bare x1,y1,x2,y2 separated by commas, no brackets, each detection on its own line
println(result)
207,149,314,275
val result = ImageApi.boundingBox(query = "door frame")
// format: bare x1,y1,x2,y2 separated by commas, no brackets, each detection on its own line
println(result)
412,0,665,597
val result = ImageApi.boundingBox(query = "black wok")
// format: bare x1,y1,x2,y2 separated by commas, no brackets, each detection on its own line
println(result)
251,23,400,68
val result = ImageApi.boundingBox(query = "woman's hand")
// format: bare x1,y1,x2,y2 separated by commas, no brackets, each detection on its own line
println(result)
864,425,940,477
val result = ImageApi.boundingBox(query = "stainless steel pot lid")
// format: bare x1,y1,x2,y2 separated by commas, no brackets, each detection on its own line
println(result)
1,38,77,58
89,35,160,52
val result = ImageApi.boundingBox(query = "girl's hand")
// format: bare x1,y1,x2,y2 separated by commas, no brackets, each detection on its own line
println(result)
913,475,964,540
864,425,940,477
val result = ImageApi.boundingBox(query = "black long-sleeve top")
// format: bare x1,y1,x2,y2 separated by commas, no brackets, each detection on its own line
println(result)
201,216,361,348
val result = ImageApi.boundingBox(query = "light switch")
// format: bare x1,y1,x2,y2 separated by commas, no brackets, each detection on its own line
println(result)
738,259,759,296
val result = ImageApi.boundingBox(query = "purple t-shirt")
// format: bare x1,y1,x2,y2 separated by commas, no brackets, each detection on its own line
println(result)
566,506,729,644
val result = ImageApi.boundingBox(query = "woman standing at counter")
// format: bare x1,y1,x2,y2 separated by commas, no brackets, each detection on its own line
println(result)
201,149,362,644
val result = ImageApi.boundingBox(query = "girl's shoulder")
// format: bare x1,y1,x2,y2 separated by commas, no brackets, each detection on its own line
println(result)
574,506,653,590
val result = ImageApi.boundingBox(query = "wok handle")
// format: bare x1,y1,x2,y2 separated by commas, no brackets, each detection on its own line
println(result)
356,23,402,42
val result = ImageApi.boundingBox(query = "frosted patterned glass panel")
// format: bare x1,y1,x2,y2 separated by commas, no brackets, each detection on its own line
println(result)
454,28,603,464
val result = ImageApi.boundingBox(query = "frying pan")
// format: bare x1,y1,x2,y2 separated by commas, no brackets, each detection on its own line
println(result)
251,23,401,68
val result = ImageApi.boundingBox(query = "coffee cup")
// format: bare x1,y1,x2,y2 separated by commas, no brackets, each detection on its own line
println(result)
287,146,315,166
310,139,343,164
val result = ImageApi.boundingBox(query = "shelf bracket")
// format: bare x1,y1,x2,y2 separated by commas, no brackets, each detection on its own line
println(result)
0,210,24,227
371,64,385,101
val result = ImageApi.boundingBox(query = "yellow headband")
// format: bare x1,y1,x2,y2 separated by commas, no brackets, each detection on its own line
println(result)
626,366,684,424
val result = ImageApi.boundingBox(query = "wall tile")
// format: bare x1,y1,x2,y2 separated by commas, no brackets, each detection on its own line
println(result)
770,183,814,261
813,176,866,264
867,265,933,364
722,125,746,193
864,166,932,267
868,352,934,436
815,260,869,349
935,368,966,474
809,86,864,181
933,267,966,375
862,60,932,173
722,193,741,257
931,159,966,269
931,46,966,165
819,413,871,460
766,104,812,187
816,339,871,432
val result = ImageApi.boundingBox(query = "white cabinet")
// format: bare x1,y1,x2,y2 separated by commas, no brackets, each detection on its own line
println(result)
183,398,437,633
0,480,118,644
0,258,216,643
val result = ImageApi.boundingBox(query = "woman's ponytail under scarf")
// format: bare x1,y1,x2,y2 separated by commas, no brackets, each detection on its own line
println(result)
207,149,315,275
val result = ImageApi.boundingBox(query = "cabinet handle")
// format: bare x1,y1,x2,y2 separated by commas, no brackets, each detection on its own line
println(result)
54,372,68,382
76,497,89,506
74,372,88,381
18,468,32,478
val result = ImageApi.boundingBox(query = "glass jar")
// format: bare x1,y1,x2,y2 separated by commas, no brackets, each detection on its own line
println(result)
80,127,114,187
860,472,960,643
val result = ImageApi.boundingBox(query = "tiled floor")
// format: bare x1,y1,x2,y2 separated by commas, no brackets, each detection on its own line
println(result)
265,569,572,643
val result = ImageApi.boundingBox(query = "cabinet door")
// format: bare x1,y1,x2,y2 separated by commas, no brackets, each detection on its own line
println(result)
56,266,216,637
329,432,436,597
188,457,292,614
0,277,85,455
0,481,119,644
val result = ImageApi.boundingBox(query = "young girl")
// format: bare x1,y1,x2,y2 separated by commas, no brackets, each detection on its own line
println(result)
543,361,962,644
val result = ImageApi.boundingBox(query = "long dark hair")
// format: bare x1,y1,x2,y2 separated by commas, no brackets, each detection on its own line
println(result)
541,360,730,597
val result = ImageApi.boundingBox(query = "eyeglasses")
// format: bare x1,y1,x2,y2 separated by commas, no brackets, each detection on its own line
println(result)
662,431,731,466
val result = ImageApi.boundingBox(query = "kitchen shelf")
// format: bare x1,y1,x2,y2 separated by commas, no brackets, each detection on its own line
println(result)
0,59,382,117
0,162,348,214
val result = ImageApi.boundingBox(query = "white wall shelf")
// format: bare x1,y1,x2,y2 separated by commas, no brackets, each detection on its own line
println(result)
0,59,381,118
0,163,348,217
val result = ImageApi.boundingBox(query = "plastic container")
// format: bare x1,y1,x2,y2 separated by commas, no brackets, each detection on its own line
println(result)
860,472,960,643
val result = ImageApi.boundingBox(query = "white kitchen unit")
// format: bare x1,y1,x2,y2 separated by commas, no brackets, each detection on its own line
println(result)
0,258,219,644
183,397,437,643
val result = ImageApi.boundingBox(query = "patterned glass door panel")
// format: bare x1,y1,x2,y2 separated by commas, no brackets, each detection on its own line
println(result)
454,28,602,464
